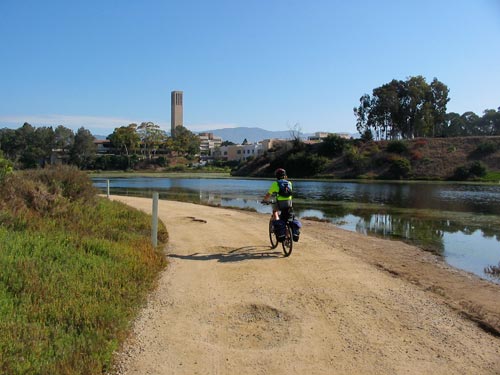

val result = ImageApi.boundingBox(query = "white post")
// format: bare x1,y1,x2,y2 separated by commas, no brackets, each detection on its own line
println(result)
152,192,159,247
106,179,110,198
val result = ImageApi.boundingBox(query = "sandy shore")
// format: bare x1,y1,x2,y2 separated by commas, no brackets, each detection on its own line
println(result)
109,196,500,375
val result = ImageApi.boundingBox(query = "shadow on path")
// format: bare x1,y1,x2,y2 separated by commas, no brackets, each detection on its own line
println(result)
169,245,283,263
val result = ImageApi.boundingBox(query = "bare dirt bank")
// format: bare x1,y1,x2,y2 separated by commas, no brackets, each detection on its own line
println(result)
109,196,500,375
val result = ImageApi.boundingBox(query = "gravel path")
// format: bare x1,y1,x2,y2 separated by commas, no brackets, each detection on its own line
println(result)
109,196,500,375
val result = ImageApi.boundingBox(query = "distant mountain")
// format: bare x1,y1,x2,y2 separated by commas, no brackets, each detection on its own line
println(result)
198,127,309,144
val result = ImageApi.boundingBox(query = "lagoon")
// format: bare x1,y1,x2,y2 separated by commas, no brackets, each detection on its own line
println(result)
93,177,500,283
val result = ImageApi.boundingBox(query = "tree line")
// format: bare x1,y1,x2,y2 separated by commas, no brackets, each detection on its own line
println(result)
0,122,200,170
354,75,500,140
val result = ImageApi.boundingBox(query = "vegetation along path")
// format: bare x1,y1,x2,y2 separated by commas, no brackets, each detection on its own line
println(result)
110,196,500,375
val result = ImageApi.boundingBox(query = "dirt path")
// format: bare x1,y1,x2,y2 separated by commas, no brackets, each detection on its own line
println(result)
110,196,500,375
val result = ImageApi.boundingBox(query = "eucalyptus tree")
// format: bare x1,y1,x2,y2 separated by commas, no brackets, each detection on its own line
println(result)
137,122,167,159
0,128,17,161
354,76,449,139
69,127,97,169
108,124,140,159
54,125,75,153
478,108,500,135
168,125,200,156
15,123,55,168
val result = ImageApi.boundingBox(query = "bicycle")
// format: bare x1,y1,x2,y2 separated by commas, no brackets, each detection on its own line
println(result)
261,200,293,257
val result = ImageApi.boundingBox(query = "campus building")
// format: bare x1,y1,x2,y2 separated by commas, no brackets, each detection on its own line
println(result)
211,139,276,162
199,132,223,155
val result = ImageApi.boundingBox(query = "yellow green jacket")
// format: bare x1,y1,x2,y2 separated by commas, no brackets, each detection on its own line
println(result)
268,180,293,201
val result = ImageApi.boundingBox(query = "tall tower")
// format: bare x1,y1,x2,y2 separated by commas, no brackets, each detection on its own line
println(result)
171,91,183,137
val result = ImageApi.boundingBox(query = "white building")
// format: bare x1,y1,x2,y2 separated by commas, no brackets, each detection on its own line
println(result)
212,139,276,162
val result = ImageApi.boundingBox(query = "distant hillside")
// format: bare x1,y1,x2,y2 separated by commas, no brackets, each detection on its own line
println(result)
199,127,307,144
232,136,500,181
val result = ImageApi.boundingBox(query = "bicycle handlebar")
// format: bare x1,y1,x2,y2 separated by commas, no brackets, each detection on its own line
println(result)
261,200,274,205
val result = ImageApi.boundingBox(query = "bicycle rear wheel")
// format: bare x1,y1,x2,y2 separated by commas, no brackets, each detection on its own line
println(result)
269,219,279,249
281,223,293,257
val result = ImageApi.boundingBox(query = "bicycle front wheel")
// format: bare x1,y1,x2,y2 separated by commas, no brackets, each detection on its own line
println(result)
281,223,293,257
269,220,279,249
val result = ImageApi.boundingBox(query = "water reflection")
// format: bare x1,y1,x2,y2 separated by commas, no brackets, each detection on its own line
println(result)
93,177,500,282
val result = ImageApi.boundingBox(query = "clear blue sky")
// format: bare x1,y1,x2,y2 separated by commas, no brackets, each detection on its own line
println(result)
1,0,499,136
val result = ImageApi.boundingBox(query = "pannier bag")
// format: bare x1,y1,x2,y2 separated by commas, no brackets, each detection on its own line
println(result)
273,219,286,242
291,218,302,242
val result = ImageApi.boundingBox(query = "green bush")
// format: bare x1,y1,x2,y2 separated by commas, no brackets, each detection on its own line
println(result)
386,140,408,154
156,156,168,167
453,165,470,181
385,156,411,179
468,161,487,177
452,161,487,180
318,134,348,157
344,146,370,173
0,153,13,181
470,141,498,157
282,151,328,177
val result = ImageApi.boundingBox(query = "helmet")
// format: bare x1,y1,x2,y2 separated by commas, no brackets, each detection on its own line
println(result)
275,168,286,179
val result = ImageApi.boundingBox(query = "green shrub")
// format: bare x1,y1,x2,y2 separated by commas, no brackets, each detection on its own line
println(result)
470,141,498,157
283,151,328,177
344,146,369,173
453,165,470,181
386,140,408,154
0,153,13,181
318,134,348,157
468,161,487,177
452,161,487,180
386,156,411,179
155,156,168,167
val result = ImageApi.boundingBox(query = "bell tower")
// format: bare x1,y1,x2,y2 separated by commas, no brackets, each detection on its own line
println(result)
171,90,183,137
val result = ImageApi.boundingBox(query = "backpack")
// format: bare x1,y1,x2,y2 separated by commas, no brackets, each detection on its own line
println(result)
277,179,292,197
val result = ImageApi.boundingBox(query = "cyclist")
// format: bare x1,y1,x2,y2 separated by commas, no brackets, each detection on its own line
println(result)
262,168,293,220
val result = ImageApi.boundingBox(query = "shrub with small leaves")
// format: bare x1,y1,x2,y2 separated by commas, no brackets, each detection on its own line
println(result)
468,161,487,178
470,141,498,157
0,153,13,181
386,156,411,179
452,161,487,180
386,140,408,154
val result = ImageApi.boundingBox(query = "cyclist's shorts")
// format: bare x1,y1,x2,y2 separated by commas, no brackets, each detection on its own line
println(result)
274,199,292,212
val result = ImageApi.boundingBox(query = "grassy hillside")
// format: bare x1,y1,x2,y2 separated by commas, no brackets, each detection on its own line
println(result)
232,136,500,181
0,166,167,374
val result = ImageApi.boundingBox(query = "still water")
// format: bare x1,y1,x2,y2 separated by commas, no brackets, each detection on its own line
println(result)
93,177,500,283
